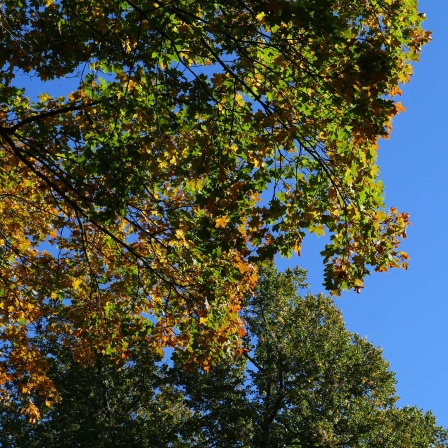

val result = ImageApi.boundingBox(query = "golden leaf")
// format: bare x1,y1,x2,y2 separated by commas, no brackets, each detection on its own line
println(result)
215,216,229,228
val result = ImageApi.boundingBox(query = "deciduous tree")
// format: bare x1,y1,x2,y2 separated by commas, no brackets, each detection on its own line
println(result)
171,264,448,447
0,0,430,410
1,264,446,447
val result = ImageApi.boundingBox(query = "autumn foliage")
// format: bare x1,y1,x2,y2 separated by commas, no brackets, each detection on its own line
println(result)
2,264,447,447
0,0,429,416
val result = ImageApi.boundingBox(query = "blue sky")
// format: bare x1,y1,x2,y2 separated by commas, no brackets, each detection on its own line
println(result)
278,0,448,428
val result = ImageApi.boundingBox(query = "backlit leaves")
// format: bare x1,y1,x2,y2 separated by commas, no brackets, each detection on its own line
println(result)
0,0,429,412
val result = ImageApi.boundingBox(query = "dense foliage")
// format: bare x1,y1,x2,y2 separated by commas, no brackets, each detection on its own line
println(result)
0,0,430,411
1,264,446,447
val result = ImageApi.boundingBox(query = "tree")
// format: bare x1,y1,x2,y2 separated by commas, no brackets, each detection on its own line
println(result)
171,264,448,447
1,263,446,447
0,0,430,410
0,338,192,447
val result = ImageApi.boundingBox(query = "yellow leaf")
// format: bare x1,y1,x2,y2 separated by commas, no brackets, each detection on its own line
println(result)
294,238,302,256
175,229,185,239
311,224,325,237
127,79,137,91
215,215,229,228
353,279,364,293
38,93,52,102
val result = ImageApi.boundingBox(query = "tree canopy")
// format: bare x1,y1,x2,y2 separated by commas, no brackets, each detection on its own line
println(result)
0,0,430,411
1,264,446,447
